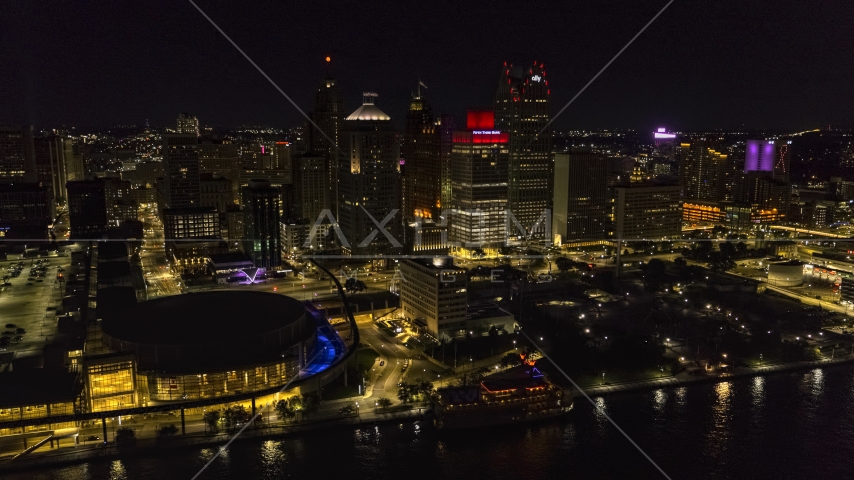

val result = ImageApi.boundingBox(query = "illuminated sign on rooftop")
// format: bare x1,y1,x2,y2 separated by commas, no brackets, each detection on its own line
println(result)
654,127,676,139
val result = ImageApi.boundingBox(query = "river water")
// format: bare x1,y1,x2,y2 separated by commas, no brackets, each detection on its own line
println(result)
10,365,854,480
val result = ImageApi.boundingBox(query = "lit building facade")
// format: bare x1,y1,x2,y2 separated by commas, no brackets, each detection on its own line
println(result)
613,184,683,241
0,125,36,185
337,93,402,257
449,111,509,250
399,258,467,339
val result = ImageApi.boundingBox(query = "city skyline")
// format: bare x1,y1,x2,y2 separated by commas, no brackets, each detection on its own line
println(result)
3,1,853,131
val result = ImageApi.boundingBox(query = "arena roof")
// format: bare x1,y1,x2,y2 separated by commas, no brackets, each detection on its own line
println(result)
101,291,306,346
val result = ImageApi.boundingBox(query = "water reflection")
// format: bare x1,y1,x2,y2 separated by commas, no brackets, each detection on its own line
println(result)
705,381,733,457
653,389,666,414
108,460,127,480
750,376,765,410
260,440,286,478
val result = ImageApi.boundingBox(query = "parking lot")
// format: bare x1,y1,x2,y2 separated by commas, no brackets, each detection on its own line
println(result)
0,254,72,367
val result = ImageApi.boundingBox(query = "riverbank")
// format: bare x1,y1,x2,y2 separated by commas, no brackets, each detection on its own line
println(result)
0,406,426,473
572,351,854,398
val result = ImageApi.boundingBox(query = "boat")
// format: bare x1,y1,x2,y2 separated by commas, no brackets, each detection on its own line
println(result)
431,364,572,430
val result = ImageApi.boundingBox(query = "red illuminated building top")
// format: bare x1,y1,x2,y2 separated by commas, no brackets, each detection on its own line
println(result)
456,110,508,144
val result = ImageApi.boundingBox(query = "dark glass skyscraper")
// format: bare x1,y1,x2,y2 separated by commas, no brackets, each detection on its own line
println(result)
162,134,201,210
494,62,552,241
308,69,344,213
401,86,439,222
242,179,282,269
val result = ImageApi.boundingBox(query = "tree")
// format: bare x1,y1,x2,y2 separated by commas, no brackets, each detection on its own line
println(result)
114,427,136,447
274,399,297,423
500,352,522,368
223,405,251,430
640,258,667,292
300,393,320,419
555,257,572,272
377,397,393,410
156,424,179,440
397,382,414,405
418,381,434,404
340,403,357,416
736,241,748,255
203,410,221,433
344,278,367,293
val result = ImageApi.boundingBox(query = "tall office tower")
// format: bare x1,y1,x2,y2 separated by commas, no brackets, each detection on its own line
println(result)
438,114,456,210
242,180,282,269
735,139,789,223
552,147,610,245
0,125,37,184
677,140,729,202
199,139,240,198
272,142,292,171
290,153,327,221
176,112,200,136
33,136,69,205
338,93,401,257
613,184,683,242
308,69,344,210
401,85,440,222
494,61,552,241
448,110,509,250
67,179,108,239
162,134,200,210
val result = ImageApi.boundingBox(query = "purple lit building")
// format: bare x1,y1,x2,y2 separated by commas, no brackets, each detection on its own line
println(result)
744,140,775,173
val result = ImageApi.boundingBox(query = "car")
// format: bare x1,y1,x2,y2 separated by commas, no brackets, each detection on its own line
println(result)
12,336,23,343
0,338,10,347
27,278,35,281
4,324,14,329
36,279,43,282
379,360,385,366
15,328,25,334
1,331,12,336
84,435,100,441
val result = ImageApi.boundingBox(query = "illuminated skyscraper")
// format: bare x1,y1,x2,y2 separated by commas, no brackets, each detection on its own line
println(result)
677,140,728,202
0,125,36,184
494,61,552,241
176,113,199,136
337,93,401,257
449,110,509,249
438,114,456,210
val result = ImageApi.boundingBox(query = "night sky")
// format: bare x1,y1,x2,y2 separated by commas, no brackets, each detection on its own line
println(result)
3,0,852,132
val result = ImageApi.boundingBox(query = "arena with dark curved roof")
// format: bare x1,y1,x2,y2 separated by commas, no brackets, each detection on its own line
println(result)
101,291,315,373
